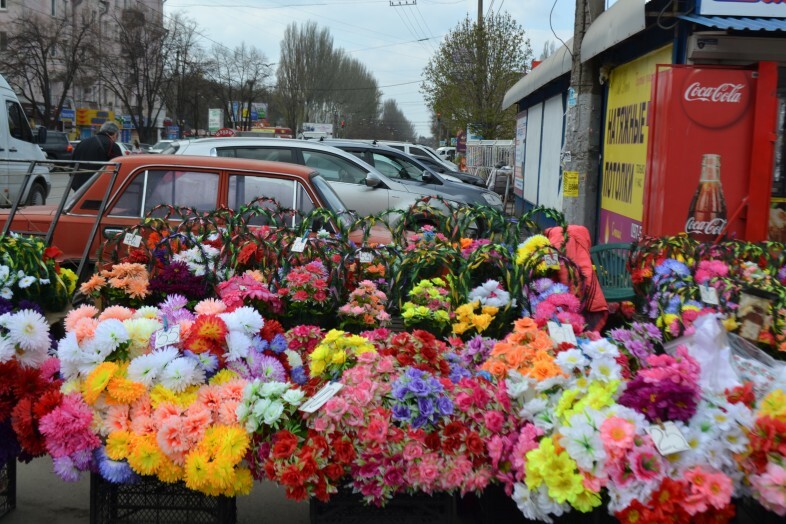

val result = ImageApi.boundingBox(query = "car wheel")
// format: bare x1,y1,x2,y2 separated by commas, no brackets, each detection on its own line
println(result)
27,182,47,206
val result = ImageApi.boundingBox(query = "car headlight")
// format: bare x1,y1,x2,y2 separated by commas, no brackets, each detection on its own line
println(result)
481,192,503,206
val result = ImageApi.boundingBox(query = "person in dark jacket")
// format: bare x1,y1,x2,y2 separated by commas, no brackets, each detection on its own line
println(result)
71,121,122,190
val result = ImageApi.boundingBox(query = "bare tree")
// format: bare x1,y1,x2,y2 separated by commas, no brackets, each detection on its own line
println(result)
377,100,415,142
204,43,272,130
0,8,94,128
540,40,557,60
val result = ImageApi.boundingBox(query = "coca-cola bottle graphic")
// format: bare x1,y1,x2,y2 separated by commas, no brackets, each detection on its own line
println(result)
685,154,727,242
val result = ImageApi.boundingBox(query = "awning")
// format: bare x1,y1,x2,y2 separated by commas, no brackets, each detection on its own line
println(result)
502,38,573,110
581,0,647,62
679,14,786,32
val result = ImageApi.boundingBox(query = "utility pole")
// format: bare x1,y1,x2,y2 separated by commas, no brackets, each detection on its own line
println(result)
478,0,483,27
562,0,605,236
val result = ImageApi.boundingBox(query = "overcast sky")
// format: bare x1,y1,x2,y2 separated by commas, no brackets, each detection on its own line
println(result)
163,0,576,137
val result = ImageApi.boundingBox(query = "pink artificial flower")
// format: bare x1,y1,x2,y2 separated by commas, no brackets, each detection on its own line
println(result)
483,411,505,433
751,463,786,516
218,400,240,426
293,290,309,302
64,305,98,332
631,446,663,482
364,416,388,444
194,298,227,316
98,305,134,322
324,397,349,420
684,467,733,514
402,441,423,461
104,404,131,433
600,416,635,457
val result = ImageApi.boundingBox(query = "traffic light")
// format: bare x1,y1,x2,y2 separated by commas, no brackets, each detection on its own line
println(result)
340,120,345,128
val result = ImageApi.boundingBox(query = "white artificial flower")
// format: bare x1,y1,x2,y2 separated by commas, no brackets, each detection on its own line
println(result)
262,400,285,426
160,357,202,392
281,387,305,406
588,356,622,383
534,374,568,392
559,420,606,472
260,381,289,398
17,275,36,288
128,347,177,386
468,280,513,308
123,318,162,355
0,265,9,283
93,319,130,352
581,338,620,360
0,336,15,363
224,331,252,362
555,348,589,373
133,306,161,319
7,309,50,353
505,371,532,401
285,349,303,369
252,398,272,419
220,306,264,335
0,288,11,300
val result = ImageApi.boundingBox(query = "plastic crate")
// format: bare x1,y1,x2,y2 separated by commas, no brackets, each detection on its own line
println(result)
89,473,236,524
310,488,455,524
0,461,16,519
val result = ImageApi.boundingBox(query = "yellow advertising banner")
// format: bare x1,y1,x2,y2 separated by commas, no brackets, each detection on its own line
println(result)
600,46,672,220
75,108,116,127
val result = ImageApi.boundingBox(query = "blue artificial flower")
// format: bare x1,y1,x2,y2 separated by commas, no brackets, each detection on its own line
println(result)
448,362,471,384
477,370,493,382
407,378,429,397
290,366,307,385
391,384,409,401
270,334,288,354
391,404,412,422
412,414,429,429
436,396,454,416
417,397,434,417
184,350,219,375
96,447,137,484
250,335,269,353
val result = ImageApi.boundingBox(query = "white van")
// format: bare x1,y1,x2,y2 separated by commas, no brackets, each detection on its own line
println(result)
0,74,50,206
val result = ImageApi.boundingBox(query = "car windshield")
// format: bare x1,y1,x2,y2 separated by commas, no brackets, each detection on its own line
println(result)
310,173,354,229
151,141,172,151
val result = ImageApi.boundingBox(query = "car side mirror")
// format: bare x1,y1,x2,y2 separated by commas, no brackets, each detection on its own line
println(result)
365,172,382,188
36,126,47,144
422,171,440,184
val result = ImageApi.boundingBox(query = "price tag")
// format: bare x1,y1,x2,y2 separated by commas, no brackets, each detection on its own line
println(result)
299,382,344,414
547,322,577,346
155,325,181,348
543,253,560,269
647,422,690,456
699,284,719,305
358,251,374,263
291,237,309,253
123,232,143,248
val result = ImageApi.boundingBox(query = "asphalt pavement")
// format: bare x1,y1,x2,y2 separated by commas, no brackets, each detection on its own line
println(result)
6,458,310,524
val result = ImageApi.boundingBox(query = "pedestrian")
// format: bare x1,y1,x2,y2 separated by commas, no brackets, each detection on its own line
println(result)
71,121,122,190
132,140,142,153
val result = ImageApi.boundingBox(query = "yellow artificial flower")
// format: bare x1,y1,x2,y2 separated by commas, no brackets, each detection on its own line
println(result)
452,322,470,335
58,268,78,295
471,313,493,332
106,430,134,460
723,316,740,332
209,369,239,386
331,350,347,365
524,437,556,490
218,426,251,464
184,449,210,491
157,456,185,483
127,435,164,476
310,360,326,377
481,305,499,316
106,376,147,404
759,389,786,422
230,467,254,496
83,362,119,405
571,488,602,513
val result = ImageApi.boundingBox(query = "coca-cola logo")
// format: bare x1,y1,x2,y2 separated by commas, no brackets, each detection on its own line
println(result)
684,83,744,103
685,217,727,236
680,69,751,129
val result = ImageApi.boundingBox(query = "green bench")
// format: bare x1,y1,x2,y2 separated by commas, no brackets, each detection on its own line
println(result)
590,242,636,303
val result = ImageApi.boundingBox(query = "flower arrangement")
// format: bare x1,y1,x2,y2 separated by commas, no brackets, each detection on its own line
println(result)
481,317,563,382
80,262,150,307
337,280,390,331
389,367,453,430
218,271,282,317
277,260,333,320
401,278,452,335
0,238,75,312
236,380,305,435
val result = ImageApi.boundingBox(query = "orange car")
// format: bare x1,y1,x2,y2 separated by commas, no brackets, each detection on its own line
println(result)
0,155,392,269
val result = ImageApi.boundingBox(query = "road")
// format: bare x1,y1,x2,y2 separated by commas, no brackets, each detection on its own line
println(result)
6,458,309,524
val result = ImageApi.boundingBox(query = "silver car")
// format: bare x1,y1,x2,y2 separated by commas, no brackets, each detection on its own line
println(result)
165,138,503,225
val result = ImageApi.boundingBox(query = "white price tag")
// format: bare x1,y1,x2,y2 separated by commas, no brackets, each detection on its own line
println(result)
358,251,374,263
155,325,181,348
647,422,690,456
547,322,577,346
123,232,143,248
543,253,559,269
299,382,343,414
291,237,308,253
699,284,719,305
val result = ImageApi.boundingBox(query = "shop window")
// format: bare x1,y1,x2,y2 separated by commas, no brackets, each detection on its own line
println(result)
0,1,6,11
51,0,56,16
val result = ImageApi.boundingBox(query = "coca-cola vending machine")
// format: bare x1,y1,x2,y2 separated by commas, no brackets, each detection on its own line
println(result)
644,63,779,242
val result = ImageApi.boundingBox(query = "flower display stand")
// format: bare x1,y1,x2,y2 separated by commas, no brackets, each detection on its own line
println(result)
310,488,455,524
0,462,16,520
89,474,236,524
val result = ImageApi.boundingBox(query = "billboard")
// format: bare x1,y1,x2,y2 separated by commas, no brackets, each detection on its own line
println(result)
514,111,527,198
645,63,779,242
598,46,672,244
697,0,786,17
208,108,223,133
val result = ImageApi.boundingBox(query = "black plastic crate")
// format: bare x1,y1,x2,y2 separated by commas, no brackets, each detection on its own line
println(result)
90,473,236,524
0,461,16,519
310,487,455,524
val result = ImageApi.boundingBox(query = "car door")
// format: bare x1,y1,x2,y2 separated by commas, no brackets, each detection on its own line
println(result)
367,151,441,204
5,99,45,203
299,150,387,218
0,95,9,205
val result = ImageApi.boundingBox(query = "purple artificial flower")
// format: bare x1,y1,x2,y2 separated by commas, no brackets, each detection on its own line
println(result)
449,362,472,383
53,455,80,482
250,335,269,353
290,366,307,385
95,447,137,484
407,378,429,397
391,404,412,422
148,261,208,300
0,298,13,316
257,355,287,383
618,376,699,423
412,414,429,429
417,397,435,417
16,299,44,315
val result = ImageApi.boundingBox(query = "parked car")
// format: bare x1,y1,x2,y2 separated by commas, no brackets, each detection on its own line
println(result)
165,138,504,226
436,146,456,162
0,155,392,266
149,140,174,153
376,140,459,171
410,154,486,187
39,130,74,161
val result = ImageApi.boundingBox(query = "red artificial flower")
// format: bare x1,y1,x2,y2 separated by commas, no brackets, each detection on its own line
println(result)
11,397,47,457
32,389,63,419
323,463,344,482
260,319,284,341
286,485,308,501
693,503,736,524
725,382,755,408
425,431,441,451
271,430,299,459
279,464,302,487
465,432,485,456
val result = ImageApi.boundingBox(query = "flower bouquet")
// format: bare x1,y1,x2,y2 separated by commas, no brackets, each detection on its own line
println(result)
400,278,453,336
337,280,390,332
276,260,335,328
